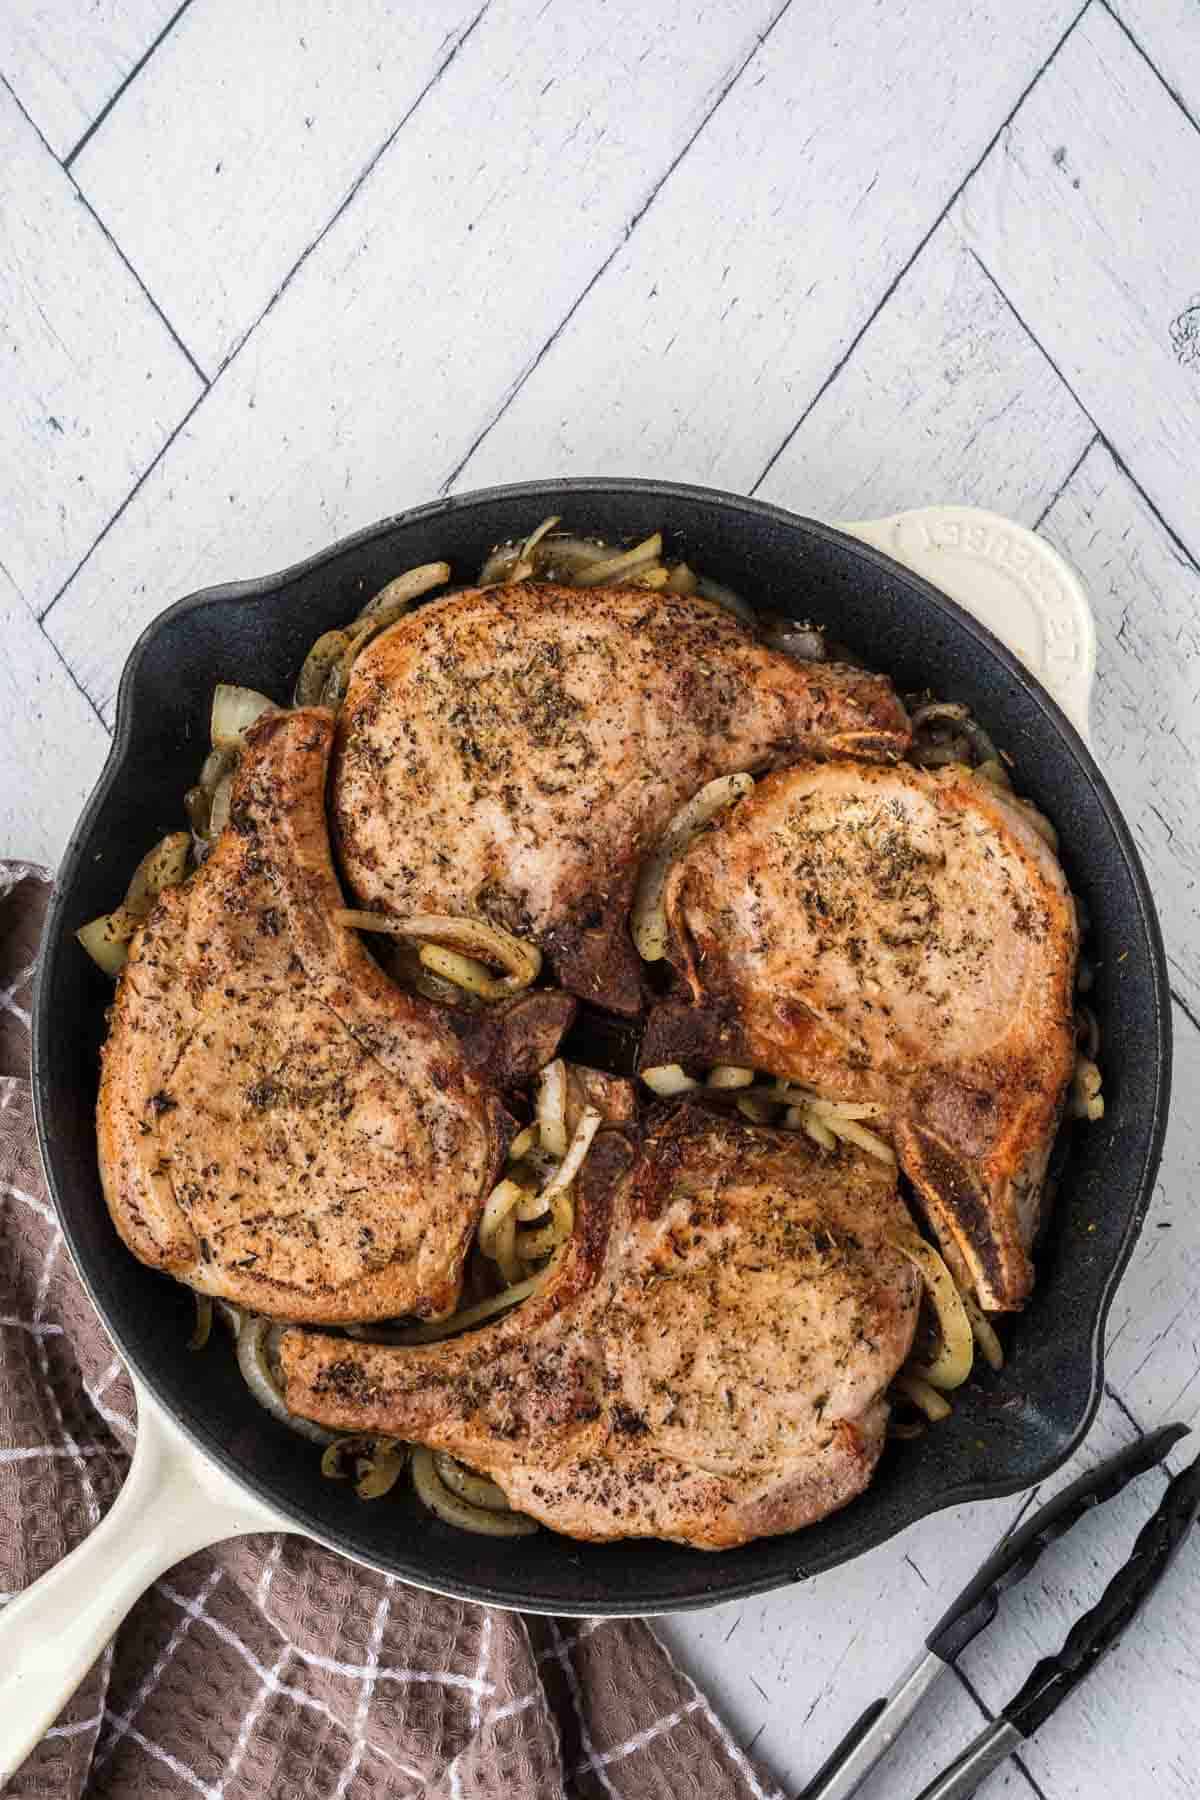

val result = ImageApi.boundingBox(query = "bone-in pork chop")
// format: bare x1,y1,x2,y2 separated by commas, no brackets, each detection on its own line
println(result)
280,1103,921,1548
644,761,1079,1310
98,708,517,1324
332,583,910,1015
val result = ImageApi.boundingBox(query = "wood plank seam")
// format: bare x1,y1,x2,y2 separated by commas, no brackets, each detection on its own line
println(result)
1033,432,1101,530
35,392,205,629
204,1,490,379
0,68,207,389
1102,0,1200,139
62,0,196,172
966,246,1200,576
1106,1384,1152,1440
950,1663,1050,1800
37,1,491,633
36,621,111,737
439,0,800,495
747,0,1093,499
1172,991,1200,1038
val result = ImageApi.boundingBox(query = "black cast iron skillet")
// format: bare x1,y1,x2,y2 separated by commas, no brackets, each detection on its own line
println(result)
34,478,1172,1615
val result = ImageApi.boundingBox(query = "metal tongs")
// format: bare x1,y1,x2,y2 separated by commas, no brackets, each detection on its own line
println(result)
801,1422,1200,1800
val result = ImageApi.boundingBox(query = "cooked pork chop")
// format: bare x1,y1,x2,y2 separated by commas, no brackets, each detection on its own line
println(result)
644,762,1079,1310
281,1102,921,1548
332,583,910,1015
98,708,522,1325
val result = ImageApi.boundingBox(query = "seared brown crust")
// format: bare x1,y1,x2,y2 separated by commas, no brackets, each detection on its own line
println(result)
280,1102,920,1549
332,583,910,1014
97,709,510,1324
650,761,1079,1309
450,989,576,1088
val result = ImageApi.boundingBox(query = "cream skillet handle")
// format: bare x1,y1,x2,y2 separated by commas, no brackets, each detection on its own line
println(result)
0,1376,291,1785
834,506,1096,746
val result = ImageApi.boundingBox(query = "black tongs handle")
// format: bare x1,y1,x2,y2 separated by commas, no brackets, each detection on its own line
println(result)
926,1422,1188,1665
1002,1446,1200,1737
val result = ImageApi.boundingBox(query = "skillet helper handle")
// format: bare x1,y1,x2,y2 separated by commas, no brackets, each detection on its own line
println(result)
0,1377,289,1785
926,1421,1188,1665
834,505,1097,744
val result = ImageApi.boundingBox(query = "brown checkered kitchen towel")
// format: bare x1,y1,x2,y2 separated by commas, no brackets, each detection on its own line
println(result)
1,864,783,1800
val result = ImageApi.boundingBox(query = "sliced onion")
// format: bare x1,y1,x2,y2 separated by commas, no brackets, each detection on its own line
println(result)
187,1293,213,1351
763,619,826,662
632,772,754,961
184,785,211,839
517,514,561,569
392,1271,548,1344
572,532,663,588
1076,1005,1100,1062
696,573,756,626
820,1114,896,1165
518,1186,573,1261
334,911,541,999
533,536,614,579
433,1451,513,1512
911,700,971,731
77,913,131,977
516,1104,601,1259
199,746,236,795
889,1234,974,1390
236,1316,340,1444
321,1434,408,1499
962,1291,1005,1372
479,1177,529,1247
215,1299,243,1338
797,1109,837,1151
359,561,450,619
535,1059,569,1158
707,1064,755,1089
641,1063,701,1098
1070,1056,1104,1122
294,629,350,706
208,772,233,838
77,831,192,975
807,1098,886,1122
736,1093,777,1124
536,1104,600,1205
894,1372,952,1423
973,757,1013,790
888,1418,927,1440
411,1447,537,1535
211,683,275,749
507,1124,539,1164
665,562,698,596
123,832,191,914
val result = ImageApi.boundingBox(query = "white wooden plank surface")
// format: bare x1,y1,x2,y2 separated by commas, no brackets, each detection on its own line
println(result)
1103,1000,1200,1428
0,568,109,869
0,0,179,160
44,0,788,719
755,219,1092,526
73,0,489,375
956,4,1200,564
6,3,1200,1792
1039,441,1200,1016
0,82,203,620
1113,0,1200,129
657,1485,1029,1795
954,1395,1200,1800
453,0,1081,497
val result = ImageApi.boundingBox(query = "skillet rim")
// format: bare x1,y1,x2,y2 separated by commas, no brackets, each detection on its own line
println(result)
32,476,1173,1615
